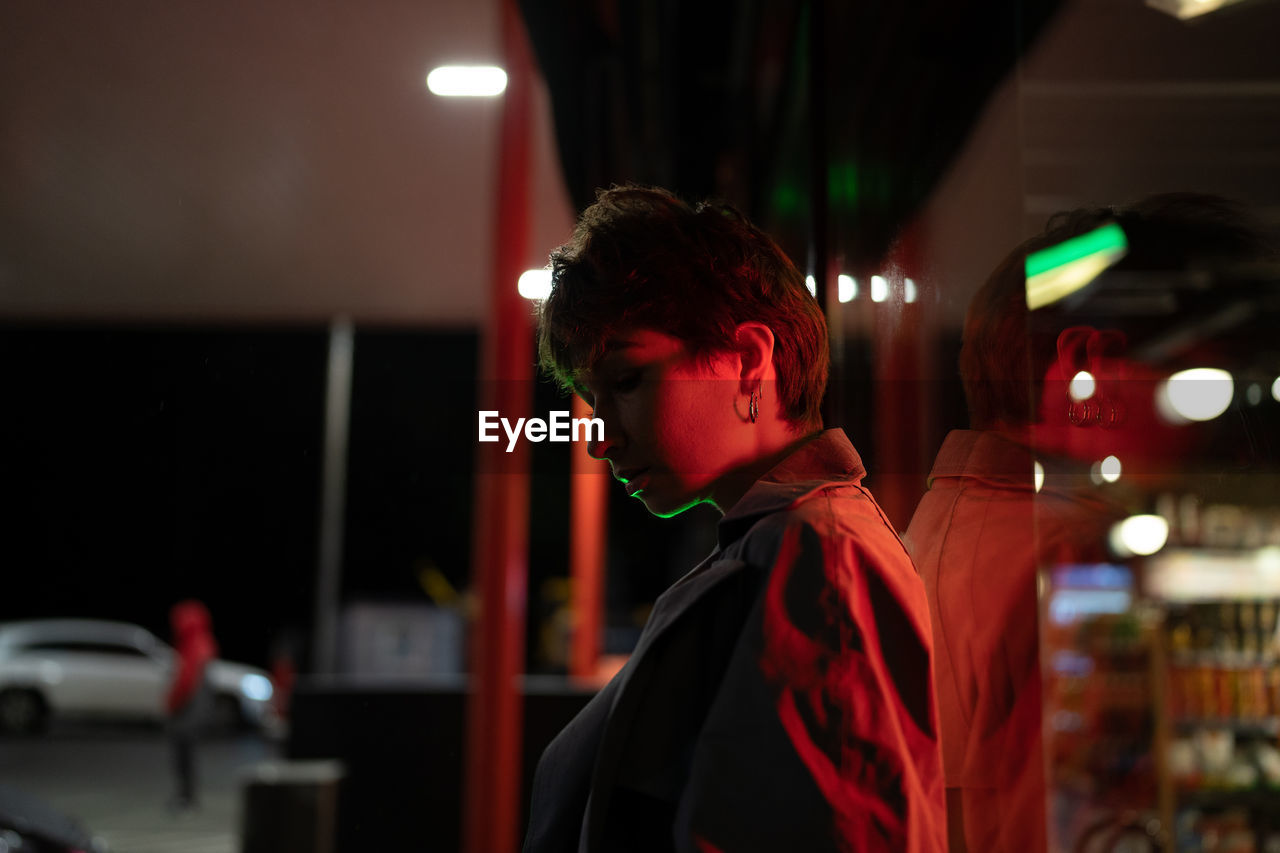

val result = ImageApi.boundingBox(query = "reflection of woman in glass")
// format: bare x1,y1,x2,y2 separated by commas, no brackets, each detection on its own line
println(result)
904,194,1273,853
524,186,945,852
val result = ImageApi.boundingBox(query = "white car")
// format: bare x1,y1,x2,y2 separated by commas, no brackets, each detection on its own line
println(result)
0,619,275,735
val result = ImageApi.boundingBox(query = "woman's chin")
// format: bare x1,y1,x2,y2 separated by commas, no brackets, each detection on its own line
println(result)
634,489,703,519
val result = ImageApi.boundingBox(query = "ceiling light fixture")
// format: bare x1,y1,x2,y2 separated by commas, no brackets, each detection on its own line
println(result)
870,275,888,303
1145,0,1251,20
518,269,551,300
426,65,508,97
837,275,857,303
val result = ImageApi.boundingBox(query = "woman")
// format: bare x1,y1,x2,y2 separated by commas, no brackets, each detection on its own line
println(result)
524,186,945,852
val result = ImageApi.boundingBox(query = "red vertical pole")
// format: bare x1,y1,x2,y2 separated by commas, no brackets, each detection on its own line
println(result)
569,394,607,681
463,0,534,850
872,221,931,531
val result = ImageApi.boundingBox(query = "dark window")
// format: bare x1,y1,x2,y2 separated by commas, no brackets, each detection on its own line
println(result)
20,640,152,658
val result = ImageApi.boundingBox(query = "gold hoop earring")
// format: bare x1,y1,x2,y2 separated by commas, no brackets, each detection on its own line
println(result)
749,386,760,424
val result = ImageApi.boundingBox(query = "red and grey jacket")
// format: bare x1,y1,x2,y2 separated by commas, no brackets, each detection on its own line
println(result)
167,599,218,714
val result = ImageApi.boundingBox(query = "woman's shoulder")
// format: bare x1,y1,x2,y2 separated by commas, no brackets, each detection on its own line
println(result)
732,480,936,671
747,479,899,544
728,481,911,577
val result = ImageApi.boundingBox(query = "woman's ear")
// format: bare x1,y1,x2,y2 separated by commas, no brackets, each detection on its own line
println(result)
734,322,776,391
1055,325,1128,377
1055,326,1095,376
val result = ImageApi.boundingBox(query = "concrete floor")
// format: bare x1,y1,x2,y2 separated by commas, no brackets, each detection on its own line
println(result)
1,723,279,853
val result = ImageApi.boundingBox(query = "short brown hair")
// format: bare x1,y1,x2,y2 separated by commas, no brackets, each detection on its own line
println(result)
537,185,829,429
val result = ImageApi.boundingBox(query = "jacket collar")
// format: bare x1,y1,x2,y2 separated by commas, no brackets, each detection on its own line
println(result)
926,428,1111,494
926,429,1036,488
716,428,866,548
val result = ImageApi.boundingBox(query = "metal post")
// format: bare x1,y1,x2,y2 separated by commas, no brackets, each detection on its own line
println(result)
312,318,354,675
569,394,607,681
462,0,534,849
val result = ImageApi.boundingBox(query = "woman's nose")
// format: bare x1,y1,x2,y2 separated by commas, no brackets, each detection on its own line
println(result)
586,418,610,459
586,407,620,460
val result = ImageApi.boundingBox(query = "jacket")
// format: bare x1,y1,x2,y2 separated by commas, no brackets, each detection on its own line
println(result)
902,430,1118,853
167,600,218,716
524,429,947,852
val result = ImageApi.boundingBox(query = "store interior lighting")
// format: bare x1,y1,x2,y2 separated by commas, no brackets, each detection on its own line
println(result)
1110,514,1170,558
1156,367,1235,424
1025,222,1128,310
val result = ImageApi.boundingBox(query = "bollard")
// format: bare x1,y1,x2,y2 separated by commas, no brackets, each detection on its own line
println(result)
240,759,344,853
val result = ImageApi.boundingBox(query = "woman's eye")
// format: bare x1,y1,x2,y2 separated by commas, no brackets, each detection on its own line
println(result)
613,371,642,393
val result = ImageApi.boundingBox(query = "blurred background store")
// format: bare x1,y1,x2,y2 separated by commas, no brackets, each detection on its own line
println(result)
2,0,1279,850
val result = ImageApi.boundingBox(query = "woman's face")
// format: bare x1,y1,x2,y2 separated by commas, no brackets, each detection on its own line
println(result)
576,328,753,517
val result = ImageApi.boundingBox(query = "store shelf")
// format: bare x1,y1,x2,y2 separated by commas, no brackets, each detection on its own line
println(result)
1176,787,1280,811
1173,718,1280,737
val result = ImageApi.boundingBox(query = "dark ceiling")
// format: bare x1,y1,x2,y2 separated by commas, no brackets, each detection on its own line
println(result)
1,0,1277,326
521,0,1063,270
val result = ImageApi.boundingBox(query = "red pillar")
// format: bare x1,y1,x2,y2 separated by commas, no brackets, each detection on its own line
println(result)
569,395,608,681
462,1,534,850
872,221,933,531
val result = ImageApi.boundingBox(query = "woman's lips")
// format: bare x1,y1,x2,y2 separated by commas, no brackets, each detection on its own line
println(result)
616,467,649,494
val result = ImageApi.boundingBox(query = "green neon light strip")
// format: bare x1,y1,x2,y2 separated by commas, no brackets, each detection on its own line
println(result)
1025,222,1128,310
1026,222,1128,278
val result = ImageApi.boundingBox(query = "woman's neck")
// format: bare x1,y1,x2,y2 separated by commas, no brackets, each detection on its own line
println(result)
709,426,823,513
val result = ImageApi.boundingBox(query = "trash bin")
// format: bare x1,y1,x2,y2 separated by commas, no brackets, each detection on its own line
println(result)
241,760,344,853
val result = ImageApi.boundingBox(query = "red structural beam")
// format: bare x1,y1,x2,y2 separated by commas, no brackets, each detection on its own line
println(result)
462,0,534,850
569,394,608,680
872,220,934,531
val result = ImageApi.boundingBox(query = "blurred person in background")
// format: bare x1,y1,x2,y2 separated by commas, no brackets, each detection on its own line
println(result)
904,194,1274,852
267,626,301,723
524,185,945,853
167,599,218,813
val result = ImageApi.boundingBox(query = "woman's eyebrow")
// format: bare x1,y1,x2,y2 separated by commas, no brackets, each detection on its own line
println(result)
600,338,639,356
584,340,641,379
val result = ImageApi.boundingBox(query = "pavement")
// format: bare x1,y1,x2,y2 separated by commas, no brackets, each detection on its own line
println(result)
1,723,280,853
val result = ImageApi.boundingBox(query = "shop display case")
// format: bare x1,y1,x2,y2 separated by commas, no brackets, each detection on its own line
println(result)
1038,268,1280,852
1043,506,1280,852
